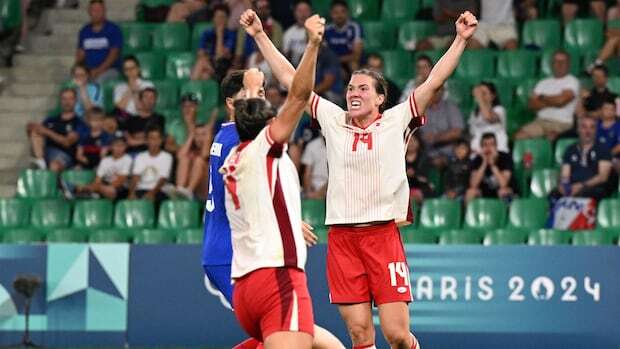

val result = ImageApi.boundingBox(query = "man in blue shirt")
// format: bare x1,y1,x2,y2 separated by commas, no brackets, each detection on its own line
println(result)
76,0,123,83
324,0,363,74
192,4,237,82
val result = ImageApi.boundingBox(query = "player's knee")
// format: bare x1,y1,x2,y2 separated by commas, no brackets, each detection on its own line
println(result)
347,322,374,345
383,328,411,347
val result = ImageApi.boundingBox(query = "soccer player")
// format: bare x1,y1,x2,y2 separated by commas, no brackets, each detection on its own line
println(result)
241,9,478,349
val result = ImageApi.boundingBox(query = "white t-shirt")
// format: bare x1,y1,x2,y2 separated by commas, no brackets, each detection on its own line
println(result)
96,154,132,184
480,0,515,24
301,136,328,192
468,105,509,153
282,24,307,67
534,75,580,124
221,127,307,278
310,92,424,225
113,78,154,115
132,150,173,191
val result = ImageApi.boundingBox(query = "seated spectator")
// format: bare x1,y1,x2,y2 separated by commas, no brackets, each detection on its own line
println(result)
364,53,402,110
128,127,173,204
562,0,606,24
469,81,509,153
515,0,538,21
301,136,327,199
76,107,112,169
419,87,464,168
114,56,154,117
514,50,579,141
234,0,282,69
75,134,131,200
315,44,344,106
191,4,236,82
577,65,615,119
171,123,212,200
417,0,478,50
406,135,434,204
282,0,312,67
75,0,122,83
468,0,518,50
324,0,363,74
400,55,433,103
124,87,166,154
466,133,517,204
26,89,86,172
165,92,199,154
596,97,620,173
69,63,103,118
589,2,620,70
557,117,612,200
444,139,471,200
167,0,207,22
103,113,118,134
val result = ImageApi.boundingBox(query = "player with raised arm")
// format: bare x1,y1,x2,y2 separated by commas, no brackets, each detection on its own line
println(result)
240,9,478,349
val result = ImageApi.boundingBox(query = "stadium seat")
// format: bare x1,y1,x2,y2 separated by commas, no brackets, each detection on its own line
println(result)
192,22,213,50
16,169,58,199
521,19,561,50
487,78,514,108
139,0,175,6
166,118,188,145
72,199,113,229
564,19,604,53
102,78,122,113
607,77,620,95
362,21,396,51
464,199,507,229
312,0,331,17
347,0,379,20
120,22,152,54
454,50,495,82
508,198,549,229
114,200,155,229
397,21,436,51
571,230,614,246
2,228,43,243
445,79,473,113
483,228,528,245
514,78,539,109
152,22,190,52
165,51,195,80
381,50,413,82
596,199,620,229
30,199,71,229
530,168,559,198
158,200,200,229
438,229,481,245
152,79,179,110
46,228,85,243
419,198,461,229
527,229,571,245
540,48,580,77
496,50,537,83
0,0,22,30
135,52,165,80
554,137,577,167
301,199,326,227
513,138,553,170
506,107,534,138
176,228,203,244
414,49,445,65
400,226,437,244
0,198,30,229
382,0,419,23
179,80,219,110
133,229,174,244
61,169,95,187
88,229,129,243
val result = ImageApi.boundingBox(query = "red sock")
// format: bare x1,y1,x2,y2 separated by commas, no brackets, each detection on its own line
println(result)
232,338,261,349
352,345,376,349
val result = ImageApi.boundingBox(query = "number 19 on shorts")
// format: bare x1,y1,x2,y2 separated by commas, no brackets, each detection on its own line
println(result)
388,262,411,292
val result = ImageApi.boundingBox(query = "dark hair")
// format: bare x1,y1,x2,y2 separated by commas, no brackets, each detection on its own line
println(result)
60,87,77,98
139,87,158,100
474,81,501,114
87,106,105,118
480,132,497,145
234,98,277,142
602,93,617,105
89,0,104,5
351,68,389,112
212,3,230,16
592,64,608,77
294,0,312,9
146,125,164,137
123,55,140,68
221,70,247,100
416,54,433,66
71,63,89,75
553,49,570,61
455,138,469,147
330,0,348,9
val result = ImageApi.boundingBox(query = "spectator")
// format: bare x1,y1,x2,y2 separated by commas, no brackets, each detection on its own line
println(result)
75,0,122,83
468,0,518,50
103,113,118,134
128,127,173,203
364,53,402,110
234,0,283,68
419,87,464,168
69,63,103,118
588,2,620,70
417,0,477,50
400,55,433,103
469,81,509,153
76,107,112,169
315,44,344,106
514,50,579,141
167,0,208,22
596,97,620,172
577,65,615,119
114,56,154,117
562,0,606,24
558,117,612,200
406,134,434,204
444,139,471,200
466,133,517,204
26,89,86,172
165,92,199,154
171,123,212,200
324,0,363,73
516,0,538,21
265,84,285,111
301,135,328,199
191,4,236,82
124,87,166,154
227,0,252,30
283,0,312,67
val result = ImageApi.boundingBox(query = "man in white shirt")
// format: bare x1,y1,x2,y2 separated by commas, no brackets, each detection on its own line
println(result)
128,127,173,204
515,50,580,141
301,136,328,199
468,0,518,50
282,0,312,67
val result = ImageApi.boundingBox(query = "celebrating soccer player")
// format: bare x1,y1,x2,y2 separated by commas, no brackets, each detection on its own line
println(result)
241,9,478,349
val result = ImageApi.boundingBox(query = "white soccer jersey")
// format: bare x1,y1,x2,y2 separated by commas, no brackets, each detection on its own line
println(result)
310,93,425,225
221,126,307,279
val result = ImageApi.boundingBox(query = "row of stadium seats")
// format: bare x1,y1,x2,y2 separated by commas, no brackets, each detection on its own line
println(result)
0,0,20,32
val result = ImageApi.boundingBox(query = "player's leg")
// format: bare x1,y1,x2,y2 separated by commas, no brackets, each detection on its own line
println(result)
263,332,313,349
377,302,419,349
312,325,345,349
337,303,376,348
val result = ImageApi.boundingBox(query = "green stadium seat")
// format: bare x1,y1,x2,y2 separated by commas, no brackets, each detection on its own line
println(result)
0,0,22,30
487,78,514,108
152,22,190,52
381,50,413,81
166,118,188,145
16,169,58,199
513,138,553,170
88,229,129,243
528,229,571,245
397,21,436,51
165,51,195,80
521,19,561,50
133,229,174,244
571,230,614,246
176,228,203,244
540,48,580,77
508,198,549,229
120,22,152,54
180,80,219,109
362,21,396,51
46,228,85,243
152,79,179,110
554,138,577,167
72,199,113,229
114,200,155,229
582,51,620,77
312,0,331,17
454,50,495,82
421,0,433,8
446,79,473,112
135,52,165,80
464,199,507,229
347,0,379,20
0,198,30,229
438,229,481,245
506,107,533,138
192,22,213,50
564,19,604,53
420,198,461,229
61,169,95,187
514,78,539,109
30,199,71,229
158,200,200,229
596,199,620,229
158,108,181,122
102,78,122,113
414,49,445,65
608,77,620,95
139,0,175,6
314,226,329,243
496,50,537,83
301,199,326,227
382,0,419,23
2,228,43,243
483,228,528,245
400,226,437,244
530,168,559,198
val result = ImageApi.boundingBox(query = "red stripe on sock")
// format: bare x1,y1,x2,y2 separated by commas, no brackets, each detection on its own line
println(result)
353,345,375,349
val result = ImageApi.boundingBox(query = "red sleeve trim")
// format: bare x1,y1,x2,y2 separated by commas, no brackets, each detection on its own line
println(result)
311,94,319,119
265,125,275,145
409,93,426,127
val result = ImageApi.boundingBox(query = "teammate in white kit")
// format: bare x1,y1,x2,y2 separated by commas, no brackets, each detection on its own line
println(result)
241,9,478,349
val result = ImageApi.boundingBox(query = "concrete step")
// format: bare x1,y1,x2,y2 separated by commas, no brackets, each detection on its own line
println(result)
10,66,68,84
50,22,83,36
27,34,78,54
0,127,28,141
0,96,54,112
0,156,25,171
13,54,74,69
0,184,16,198
0,143,28,158
5,82,60,97
1,112,47,125
49,8,136,24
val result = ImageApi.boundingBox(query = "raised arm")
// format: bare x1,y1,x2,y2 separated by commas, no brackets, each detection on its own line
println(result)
415,11,478,114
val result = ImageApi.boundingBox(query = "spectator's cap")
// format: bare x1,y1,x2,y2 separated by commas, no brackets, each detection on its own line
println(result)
181,92,199,104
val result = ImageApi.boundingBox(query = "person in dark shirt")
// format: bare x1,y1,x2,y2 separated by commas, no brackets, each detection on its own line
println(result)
76,107,112,169
124,87,165,154
466,132,517,204
27,88,87,172
406,135,435,204
444,139,471,200
577,65,616,120
315,44,344,106
364,52,402,110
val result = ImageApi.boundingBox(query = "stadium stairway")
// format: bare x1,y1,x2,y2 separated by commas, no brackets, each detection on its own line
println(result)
0,0,137,197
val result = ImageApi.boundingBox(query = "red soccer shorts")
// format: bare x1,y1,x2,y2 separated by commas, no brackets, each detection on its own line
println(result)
233,267,315,341
327,221,412,305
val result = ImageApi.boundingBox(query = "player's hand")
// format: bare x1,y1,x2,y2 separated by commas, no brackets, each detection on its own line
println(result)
240,9,263,37
243,68,265,98
302,221,318,247
456,11,478,41
305,14,326,45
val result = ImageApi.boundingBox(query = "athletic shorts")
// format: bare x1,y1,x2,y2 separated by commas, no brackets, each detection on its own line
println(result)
233,267,314,342
327,221,412,305
203,264,234,310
